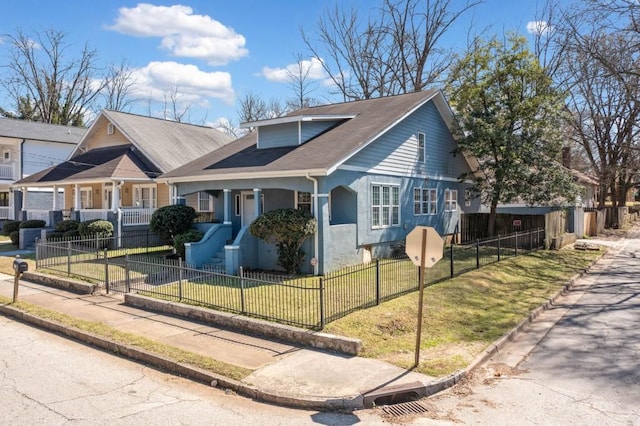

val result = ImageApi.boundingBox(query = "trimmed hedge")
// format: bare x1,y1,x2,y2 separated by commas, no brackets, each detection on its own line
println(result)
55,219,80,233
173,229,204,258
78,219,113,238
9,230,19,246
19,220,47,229
3,220,21,236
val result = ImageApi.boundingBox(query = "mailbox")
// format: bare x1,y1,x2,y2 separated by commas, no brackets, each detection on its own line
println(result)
13,258,28,274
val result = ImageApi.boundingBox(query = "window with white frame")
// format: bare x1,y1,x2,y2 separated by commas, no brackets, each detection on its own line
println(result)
417,132,426,163
464,189,472,207
133,184,157,208
107,123,115,135
80,187,93,209
371,184,400,228
198,191,213,212
296,191,312,213
444,189,458,212
413,188,437,215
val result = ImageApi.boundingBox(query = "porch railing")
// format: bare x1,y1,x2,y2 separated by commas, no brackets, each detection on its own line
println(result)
0,206,11,220
79,209,110,222
120,208,155,226
0,164,14,180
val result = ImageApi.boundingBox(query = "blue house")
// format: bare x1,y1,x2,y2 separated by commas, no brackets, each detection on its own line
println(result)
159,90,481,275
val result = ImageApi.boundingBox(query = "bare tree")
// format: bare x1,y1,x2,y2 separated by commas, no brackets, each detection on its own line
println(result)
101,58,137,112
556,3,640,208
303,0,481,101
161,83,192,123
285,53,320,110
1,29,105,126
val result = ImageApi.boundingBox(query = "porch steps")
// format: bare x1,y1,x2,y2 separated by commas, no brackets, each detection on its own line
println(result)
207,250,226,268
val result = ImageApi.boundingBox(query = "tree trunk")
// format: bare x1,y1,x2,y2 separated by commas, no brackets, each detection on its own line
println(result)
488,200,498,237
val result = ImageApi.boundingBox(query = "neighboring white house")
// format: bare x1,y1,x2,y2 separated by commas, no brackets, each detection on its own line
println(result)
0,118,85,223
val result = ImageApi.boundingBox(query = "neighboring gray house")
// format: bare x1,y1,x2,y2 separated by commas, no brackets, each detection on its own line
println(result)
0,118,85,223
160,90,482,275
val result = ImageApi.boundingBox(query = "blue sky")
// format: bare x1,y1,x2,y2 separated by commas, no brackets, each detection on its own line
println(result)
0,0,559,127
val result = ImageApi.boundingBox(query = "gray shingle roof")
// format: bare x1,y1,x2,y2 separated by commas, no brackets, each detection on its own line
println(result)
162,90,444,181
0,118,86,144
101,110,234,172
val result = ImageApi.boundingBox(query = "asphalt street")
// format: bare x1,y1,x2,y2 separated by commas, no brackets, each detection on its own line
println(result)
418,229,640,425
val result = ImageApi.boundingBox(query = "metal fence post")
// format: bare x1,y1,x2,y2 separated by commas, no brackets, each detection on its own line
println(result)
497,234,501,261
179,258,184,301
319,276,325,329
375,258,380,306
450,244,454,278
67,241,71,276
515,232,518,257
125,254,131,293
530,229,534,251
476,239,480,269
239,266,246,314
104,249,110,294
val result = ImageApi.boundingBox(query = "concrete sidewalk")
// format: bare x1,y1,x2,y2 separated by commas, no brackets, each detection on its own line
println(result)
0,275,438,410
0,231,621,410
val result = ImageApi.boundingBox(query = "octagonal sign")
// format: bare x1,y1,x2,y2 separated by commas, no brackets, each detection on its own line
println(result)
405,226,444,268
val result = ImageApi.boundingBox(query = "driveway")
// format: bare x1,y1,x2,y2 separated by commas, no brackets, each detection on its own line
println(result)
419,226,640,425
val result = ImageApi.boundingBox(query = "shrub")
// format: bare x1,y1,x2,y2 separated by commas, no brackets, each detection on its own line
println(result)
64,229,81,239
19,220,47,229
150,205,198,244
249,208,317,274
2,220,21,236
173,229,204,258
78,219,113,238
55,219,80,233
9,230,19,246
46,231,64,240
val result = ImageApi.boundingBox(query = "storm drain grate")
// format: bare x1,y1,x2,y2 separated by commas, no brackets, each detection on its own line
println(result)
380,400,431,417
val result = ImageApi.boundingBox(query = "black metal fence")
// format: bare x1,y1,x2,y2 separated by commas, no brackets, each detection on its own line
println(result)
35,228,545,330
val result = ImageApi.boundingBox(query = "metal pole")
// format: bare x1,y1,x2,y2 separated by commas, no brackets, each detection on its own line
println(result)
13,271,20,303
476,239,480,269
104,249,110,294
415,228,428,367
319,277,325,329
375,258,380,306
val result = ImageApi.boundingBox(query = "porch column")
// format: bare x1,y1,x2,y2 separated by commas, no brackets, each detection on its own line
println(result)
52,185,58,210
112,183,121,212
20,186,27,211
315,193,330,275
169,184,176,205
253,188,262,217
74,184,81,210
223,189,232,224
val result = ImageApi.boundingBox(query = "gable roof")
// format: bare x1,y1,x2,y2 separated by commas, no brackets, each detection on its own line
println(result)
161,89,455,182
15,145,161,186
14,111,235,187
68,110,234,173
0,118,86,144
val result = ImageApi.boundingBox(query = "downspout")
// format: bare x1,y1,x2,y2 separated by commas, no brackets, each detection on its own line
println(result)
306,174,319,275
18,139,25,218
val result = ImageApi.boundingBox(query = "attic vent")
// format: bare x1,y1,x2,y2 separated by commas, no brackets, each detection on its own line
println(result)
107,123,115,135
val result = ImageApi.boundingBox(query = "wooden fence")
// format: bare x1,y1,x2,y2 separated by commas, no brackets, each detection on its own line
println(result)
460,213,546,242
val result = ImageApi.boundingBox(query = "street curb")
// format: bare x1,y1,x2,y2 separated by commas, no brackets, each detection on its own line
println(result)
446,246,610,388
0,300,362,411
0,243,615,412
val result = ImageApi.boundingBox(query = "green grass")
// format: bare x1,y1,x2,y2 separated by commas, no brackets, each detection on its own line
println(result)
323,248,602,376
0,295,252,381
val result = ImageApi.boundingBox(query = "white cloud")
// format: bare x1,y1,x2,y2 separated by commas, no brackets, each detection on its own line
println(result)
107,3,248,66
526,20,553,36
131,61,235,104
261,57,328,83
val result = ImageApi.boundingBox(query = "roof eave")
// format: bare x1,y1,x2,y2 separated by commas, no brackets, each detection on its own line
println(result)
158,168,328,184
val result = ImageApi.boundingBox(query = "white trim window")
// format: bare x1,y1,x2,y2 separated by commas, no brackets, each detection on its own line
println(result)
444,189,458,212
417,132,426,163
296,191,312,213
464,189,472,207
372,184,400,228
198,191,213,212
133,184,157,208
80,187,93,209
413,188,437,215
